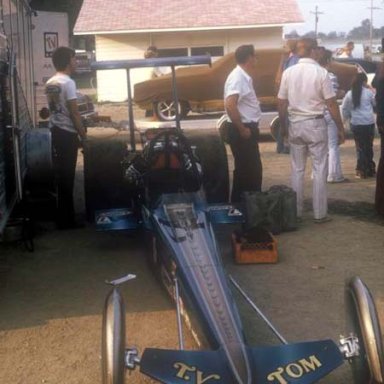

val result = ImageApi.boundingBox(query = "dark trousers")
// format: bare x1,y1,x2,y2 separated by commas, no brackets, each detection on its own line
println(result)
351,124,375,177
51,127,79,228
227,122,262,203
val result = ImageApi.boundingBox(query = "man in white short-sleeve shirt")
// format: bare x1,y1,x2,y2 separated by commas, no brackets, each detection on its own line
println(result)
46,46,87,229
224,44,262,203
278,38,345,223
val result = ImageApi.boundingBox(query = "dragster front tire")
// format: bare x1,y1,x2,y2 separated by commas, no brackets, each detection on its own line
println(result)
102,288,126,384
346,276,384,384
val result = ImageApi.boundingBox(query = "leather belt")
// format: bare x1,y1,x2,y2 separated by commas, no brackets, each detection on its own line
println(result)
314,115,324,119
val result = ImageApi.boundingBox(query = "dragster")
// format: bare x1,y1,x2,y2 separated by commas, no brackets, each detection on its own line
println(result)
85,56,384,383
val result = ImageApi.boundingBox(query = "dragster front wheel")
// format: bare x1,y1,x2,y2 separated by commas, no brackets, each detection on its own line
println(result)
102,287,126,384
346,276,384,384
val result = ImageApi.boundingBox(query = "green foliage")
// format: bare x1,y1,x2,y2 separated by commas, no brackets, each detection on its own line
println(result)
287,18,382,40
348,18,372,39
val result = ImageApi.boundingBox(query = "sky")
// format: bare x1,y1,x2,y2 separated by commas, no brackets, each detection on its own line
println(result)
288,0,384,34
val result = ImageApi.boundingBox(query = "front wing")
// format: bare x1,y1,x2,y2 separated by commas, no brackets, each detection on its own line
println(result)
140,339,343,383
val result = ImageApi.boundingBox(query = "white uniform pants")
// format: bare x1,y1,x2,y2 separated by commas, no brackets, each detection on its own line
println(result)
325,113,344,182
289,118,328,219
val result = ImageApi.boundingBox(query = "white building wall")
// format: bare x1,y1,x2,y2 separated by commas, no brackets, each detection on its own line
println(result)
95,27,283,102
95,34,150,102
226,27,283,51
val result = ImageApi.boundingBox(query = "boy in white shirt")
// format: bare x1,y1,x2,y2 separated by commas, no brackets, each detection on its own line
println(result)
46,46,87,229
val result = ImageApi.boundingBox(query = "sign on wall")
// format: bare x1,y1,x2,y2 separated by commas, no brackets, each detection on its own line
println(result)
44,32,58,58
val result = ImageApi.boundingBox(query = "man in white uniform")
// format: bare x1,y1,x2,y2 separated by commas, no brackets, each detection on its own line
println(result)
224,45,262,203
277,38,345,223
46,47,87,229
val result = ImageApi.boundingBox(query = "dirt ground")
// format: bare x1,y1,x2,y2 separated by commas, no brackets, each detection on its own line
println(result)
1,113,384,384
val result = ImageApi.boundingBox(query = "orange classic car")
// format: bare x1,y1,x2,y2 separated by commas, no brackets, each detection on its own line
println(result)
134,50,358,121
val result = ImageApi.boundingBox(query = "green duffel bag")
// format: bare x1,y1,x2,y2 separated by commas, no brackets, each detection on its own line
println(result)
268,185,297,232
242,190,283,234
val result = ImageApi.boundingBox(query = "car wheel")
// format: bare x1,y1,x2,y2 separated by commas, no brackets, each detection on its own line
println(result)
216,114,229,143
185,129,229,203
270,116,280,141
154,100,188,121
83,137,129,222
345,276,384,384
101,287,126,384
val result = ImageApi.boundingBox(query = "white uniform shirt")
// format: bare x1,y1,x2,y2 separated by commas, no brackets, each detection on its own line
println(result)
224,65,262,123
46,73,77,134
278,58,335,122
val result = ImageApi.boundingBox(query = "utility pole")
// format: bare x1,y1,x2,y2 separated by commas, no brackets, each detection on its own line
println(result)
367,0,381,53
310,6,324,39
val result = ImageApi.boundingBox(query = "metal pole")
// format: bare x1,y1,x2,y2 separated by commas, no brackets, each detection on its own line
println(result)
367,1,381,55
310,6,323,39
126,68,136,152
229,275,288,345
171,66,181,131
370,0,373,54
174,278,185,350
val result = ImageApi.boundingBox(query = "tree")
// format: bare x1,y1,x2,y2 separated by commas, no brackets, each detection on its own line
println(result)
303,31,316,39
327,31,338,40
317,32,327,40
348,18,371,39
286,30,300,38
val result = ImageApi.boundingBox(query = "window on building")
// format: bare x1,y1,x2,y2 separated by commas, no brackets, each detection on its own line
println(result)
157,48,188,57
191,46,224,57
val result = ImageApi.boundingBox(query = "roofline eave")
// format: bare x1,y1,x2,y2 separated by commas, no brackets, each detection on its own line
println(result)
74,21,304,36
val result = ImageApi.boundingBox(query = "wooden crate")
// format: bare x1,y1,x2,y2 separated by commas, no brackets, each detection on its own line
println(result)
231,232,278,264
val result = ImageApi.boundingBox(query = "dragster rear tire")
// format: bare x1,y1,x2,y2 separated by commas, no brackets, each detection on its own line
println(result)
83,136,128,222
102,288,126,384
184,129,229,203
346,276,384,384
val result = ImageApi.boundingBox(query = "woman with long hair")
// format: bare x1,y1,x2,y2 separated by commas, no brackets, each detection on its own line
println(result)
372,62,384,216
342,72,376,178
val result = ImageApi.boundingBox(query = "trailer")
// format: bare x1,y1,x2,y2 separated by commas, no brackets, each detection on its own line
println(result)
0,2,56,241
0,0,36,236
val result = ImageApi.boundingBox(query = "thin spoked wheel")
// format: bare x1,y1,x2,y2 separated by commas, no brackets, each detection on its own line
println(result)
101,287,126,384
346,276,384,384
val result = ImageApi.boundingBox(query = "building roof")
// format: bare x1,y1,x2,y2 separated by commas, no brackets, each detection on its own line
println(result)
74,0,303,35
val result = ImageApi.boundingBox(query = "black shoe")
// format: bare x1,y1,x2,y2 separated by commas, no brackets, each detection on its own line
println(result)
355,171,367,179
